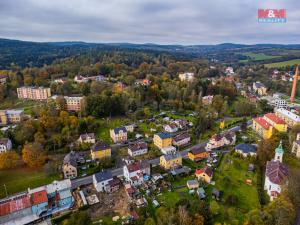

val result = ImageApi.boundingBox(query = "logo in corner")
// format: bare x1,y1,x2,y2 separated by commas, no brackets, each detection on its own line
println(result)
258,9,287,23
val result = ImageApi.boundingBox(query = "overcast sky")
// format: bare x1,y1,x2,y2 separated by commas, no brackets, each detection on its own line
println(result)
0,0,299,45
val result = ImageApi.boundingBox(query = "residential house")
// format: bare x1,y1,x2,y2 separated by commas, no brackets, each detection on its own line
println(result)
0,74,7,84
174,119,189,129
252,117,274,139
91,141,111,160
125,124,135,132
153,132,172,149
62,151,78,179
195,167,213,184
0,138,12,153
206,132,236,150
188,146,210,161
135,79,151,86
179,72,194,81
187,180,199,189
253,82,267,96
264,142,288,201
163,123,178,133
74,75,88,83
273,98,287,109
172,133,191,147
128,142,148,157
0,109,24,125
123,161,151,186
110,127,127,143
160,154,182,170
263,113,287,132
275,108,300,128
202,95,214,105
93,170,113,192
160,146,176,155
292,134,300,158
235,144,257,157
78,133,96,144
17,86,51,100
225,67,234,75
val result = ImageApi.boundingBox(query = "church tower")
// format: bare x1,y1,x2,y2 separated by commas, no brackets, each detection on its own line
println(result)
274,140,284,163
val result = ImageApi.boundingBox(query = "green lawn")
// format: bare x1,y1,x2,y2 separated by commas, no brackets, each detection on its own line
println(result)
0,167,59,198
212,154,259,224
264,59,300,68
240,52,280,62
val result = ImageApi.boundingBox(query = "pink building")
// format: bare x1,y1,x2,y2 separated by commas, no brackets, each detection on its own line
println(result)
17,87,51,100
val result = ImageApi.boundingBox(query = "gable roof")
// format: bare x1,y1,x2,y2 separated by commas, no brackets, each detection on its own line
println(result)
162,154,182,162
195,167,213,177
94,170,113,183
128,142,147,152
266,161,288,185
254,117,272,130
91,141,111,152
79,133,95,141
189,145,207,155
156,132,172,139
63,151,78,167
235,144,257,153
264,113,286,125
113,127,127,134
173,133,190,142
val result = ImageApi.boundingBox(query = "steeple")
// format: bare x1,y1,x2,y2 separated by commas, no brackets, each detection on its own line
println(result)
274,140,284,163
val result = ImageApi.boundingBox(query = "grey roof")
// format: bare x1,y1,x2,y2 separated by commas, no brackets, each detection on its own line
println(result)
156,132,172,139
94,170,113,183
187,180,199,186
235,144,257,153
162,154,181,162
63,151,78,167
91,141,111,152
128,142,148,152
113,127,127,134
79,133,95,141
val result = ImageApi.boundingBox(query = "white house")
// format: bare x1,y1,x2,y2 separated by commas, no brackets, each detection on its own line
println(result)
264,141,289,201
0,138,12,153
93,170,113,192
179,72,194,81
125,124,135,133
225,67,234,75
163,123,178,133
292,133,300,158
206,132,236,150
172,133,191,147
161,146,176,155
78,133,96,144
123,161,151,186
128,142,148,157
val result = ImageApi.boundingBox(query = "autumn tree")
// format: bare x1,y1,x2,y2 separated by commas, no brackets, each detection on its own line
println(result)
0,151,20,170
22,142,47,168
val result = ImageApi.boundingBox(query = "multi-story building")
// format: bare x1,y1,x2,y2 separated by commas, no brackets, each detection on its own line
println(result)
62,151,78,179
0,138,12,153
172,133,191,147
273,98,287,109
178,72,194,81
252,117,274,139
17,87,51,100
292,133,300,158
90,141,111,160
264,142,288,201
153,132,172,149
27,186,48,216
275,108,300,128
123,161,151,186
64,96,84,111
263,113,287,132
253,82,267,96
77,133,96,144
160,154,182,170
128,142,148,157
188,146,210,162
0,109,24,125
110,127,127,143
205,132,236,150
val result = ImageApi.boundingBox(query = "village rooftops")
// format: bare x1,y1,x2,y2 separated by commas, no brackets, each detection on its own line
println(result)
276,108,300,122
79,133,95,141
30,190,48,205
128,142,147,152
0,193,31,217
266,161,288,185
173,133,190,142
156,132,172,139
235,144,257,154
264,113,286,124
63,151,78,167
46,179,71,194
112,127,127,134
195,167,213,177
94,170,113,183
189,145,207,155
127,161,150,173
91,141,110,152
161,154,181,162
254,117,272,130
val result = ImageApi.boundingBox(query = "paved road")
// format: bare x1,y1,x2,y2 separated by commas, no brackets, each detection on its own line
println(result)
71,120,252,189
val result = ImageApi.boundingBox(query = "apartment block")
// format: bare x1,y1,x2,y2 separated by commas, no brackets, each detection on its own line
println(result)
17,87,51,100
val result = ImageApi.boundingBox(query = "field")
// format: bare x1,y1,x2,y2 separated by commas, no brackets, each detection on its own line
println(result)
264,59,300,68
0,167,59,198
240,52,280,62
212,154,259,224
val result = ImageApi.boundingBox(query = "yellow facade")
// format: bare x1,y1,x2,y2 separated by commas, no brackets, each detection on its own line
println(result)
196,172,211,183
252,119,274,139
273,123,287,132
153,134,172,149
160,155,182,170
91,148,111,160
188,151,210,162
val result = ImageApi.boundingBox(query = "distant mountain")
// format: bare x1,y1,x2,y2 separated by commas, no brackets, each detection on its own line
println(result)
1,38,300,69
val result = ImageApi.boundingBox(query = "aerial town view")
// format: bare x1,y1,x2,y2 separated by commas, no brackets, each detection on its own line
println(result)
0,1,300,225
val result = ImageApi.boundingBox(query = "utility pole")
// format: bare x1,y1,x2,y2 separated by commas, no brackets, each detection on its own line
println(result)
3,184,7,197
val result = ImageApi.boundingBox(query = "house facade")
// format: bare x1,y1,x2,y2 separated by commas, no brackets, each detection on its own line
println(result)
110,127,127,143
188,146,210,161
123,161,151,186
275,108,300,128
263,113,287,132
93,170,114,192
0,138,12,153
206,132,236,150
91,141,111,160
62,151,78,179
0,109,24,125
179,72,194,81
163,124,178,133
253,82,267,96
78,133,96,144
17,87,51,100
153,132,172,149
128,142,148,157
252,117,274,139
172,133,191,147
195,167,213,184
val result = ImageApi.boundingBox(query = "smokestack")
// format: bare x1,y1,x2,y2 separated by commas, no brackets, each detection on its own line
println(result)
290,65,299,103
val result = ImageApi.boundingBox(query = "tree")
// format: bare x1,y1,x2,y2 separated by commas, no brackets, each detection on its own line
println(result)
178,205,192,225
257,138,278,168
210,200,220,215
22,142,47,168
0,151,19,170
192,214,204,225
288,168,300,208
144,218,156,225
62,211,92,225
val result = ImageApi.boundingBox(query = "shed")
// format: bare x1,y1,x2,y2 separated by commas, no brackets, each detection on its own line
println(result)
196,187,206,199
187,180,199,189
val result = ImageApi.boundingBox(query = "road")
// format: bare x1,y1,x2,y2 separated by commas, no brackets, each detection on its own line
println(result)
71,120,252,189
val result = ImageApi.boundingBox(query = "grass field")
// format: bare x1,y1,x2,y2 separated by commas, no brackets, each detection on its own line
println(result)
212,154,259,224
240,52,280,62
264,59,300,68
0,167,59,198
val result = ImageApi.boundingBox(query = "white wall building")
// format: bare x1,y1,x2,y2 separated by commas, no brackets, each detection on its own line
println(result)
179,72,194,82
0,138,12,153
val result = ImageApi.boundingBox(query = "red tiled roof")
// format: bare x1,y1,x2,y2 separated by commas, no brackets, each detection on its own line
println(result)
127,162,141,172
0,194,31,216
254,117,272,130
195,167,213,177
264,113,286,125
31,190,48,205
